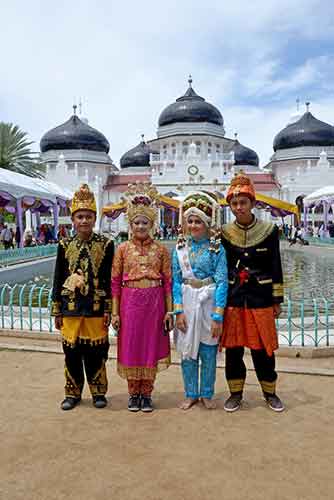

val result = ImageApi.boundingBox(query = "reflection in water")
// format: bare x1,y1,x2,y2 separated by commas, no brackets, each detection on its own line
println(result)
282,249,334,300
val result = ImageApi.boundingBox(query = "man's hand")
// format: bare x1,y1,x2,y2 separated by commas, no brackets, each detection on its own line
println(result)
104,312,111,328
112,315,120,331
55,314,63,330
273,304,282,318
176,313,187,333
163,313,174,332
211,320,223,338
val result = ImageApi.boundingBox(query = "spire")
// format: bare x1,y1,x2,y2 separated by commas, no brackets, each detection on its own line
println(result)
296,98,300,111
141,133,145,143
188,74,193,88
73,104,77,116
306,101,310,112
234,132,238,141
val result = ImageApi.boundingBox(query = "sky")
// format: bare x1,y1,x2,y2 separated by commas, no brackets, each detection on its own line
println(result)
1,0,334,167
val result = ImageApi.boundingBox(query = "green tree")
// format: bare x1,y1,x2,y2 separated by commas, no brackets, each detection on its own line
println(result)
0,122,45,178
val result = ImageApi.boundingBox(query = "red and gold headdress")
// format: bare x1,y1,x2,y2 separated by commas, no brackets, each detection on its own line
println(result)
71,184,96,214
226,170,255,203
123,182,159,224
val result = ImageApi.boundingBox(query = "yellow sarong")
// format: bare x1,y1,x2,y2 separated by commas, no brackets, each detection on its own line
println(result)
61,317,108,346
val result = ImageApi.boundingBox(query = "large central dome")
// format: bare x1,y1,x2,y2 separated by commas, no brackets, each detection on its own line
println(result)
158,77,224,128
40,107,110,154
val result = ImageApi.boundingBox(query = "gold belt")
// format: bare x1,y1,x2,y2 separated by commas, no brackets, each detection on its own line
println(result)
122,279,162,289
183,277,214,289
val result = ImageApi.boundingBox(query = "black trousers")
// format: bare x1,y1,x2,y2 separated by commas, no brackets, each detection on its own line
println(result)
225,347,277,395
62,341,109,398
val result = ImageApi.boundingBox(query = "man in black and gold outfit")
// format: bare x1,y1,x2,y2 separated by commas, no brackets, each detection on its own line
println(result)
51,184,114,410
220,172,285,413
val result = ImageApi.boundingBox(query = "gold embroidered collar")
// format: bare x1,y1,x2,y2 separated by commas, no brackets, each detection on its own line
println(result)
222,219,274,248
234,216,257,231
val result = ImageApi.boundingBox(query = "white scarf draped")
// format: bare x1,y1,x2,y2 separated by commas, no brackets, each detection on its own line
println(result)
174,245,217,361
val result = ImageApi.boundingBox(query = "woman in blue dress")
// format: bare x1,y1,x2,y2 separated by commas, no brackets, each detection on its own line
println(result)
172,191,228,410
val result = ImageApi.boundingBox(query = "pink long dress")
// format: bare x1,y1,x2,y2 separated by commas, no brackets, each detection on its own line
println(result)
112,237,171,381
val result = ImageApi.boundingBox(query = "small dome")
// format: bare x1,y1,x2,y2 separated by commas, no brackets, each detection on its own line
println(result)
273,106,334,151
40,108,110,154
120,138,157,169
232,138,259,167
158,77,223,128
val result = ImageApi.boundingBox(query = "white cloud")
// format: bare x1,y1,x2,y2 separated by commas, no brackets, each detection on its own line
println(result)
1,0,334,166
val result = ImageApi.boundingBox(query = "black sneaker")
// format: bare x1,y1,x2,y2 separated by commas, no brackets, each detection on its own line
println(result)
141,396,154,412
93,395,107,409
128,394,141,412
223,394,242,412
61,397,81,411
264,394,285,412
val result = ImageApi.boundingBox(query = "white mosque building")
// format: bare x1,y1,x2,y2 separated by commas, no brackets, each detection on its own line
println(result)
103,77,278,232
39,79,334,233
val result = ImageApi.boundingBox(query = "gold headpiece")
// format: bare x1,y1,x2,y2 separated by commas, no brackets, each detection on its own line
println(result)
123,182,159,223
71,184,97,214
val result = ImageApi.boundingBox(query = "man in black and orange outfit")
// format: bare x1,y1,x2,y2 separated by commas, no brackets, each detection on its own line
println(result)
220,172,285,412
51,184,114,410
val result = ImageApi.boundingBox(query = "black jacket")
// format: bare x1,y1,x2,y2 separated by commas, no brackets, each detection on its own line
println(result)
221,219,284,308
51,233,114,317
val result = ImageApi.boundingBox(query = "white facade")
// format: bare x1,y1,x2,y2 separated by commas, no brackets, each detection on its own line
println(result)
44,152,117,229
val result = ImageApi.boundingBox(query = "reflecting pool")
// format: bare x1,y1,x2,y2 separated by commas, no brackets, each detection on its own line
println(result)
281,248,334,300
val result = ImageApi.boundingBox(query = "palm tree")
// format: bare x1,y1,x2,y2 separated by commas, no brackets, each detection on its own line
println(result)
0,122,45,178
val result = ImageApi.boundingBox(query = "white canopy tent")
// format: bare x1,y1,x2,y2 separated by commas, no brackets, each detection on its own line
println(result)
303,186,334,235
0,168,72,246
304,186,334,206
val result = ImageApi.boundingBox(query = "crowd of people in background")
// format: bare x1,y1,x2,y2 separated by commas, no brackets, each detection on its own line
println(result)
279,222,334,246
157,225,178,240
0,222,72,250
2,219,334,251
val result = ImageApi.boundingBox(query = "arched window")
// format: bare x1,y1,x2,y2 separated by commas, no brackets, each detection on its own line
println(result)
195,141,201,155
208,142,212,155
182,141,189,155
162,144,168,159
171,142,176,158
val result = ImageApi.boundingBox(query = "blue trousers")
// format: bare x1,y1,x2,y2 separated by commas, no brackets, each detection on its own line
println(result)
181,342,218,399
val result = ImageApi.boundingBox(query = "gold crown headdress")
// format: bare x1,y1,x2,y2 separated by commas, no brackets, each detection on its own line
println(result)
71,184,96,214
177,191,222,252
122,182,159,224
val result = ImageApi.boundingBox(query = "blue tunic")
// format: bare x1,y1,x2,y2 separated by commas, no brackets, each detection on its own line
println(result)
172,237,228,322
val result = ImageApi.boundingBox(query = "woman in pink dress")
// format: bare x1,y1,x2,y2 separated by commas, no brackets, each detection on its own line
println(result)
111,183,173,412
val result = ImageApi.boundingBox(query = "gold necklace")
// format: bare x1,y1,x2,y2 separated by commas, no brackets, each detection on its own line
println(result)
189,243,208,262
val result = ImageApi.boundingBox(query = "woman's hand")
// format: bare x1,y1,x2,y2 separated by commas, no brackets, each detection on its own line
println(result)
104,312,111,328
273,304,282,318
112,315,121,331
211,320,223,338
176,313,187,333
55,314,63,330
163,313,174,332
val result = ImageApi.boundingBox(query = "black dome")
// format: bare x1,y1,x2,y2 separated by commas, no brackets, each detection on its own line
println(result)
40,111,110,154
233,139,259,167
120,139,157,169
273,110,334,151
158,78,223,127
